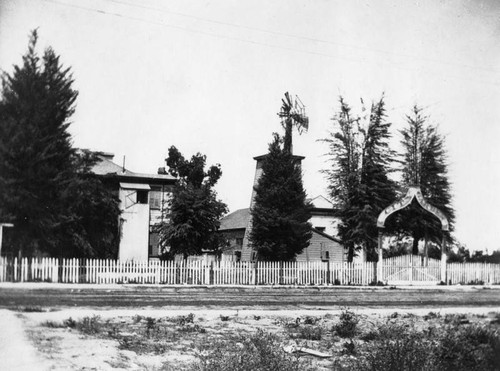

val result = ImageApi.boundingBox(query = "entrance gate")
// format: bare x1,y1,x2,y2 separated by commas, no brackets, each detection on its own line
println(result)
376,186,450,284
382,254,441,285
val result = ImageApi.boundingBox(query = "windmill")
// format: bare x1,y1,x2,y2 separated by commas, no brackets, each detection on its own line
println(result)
278,92,309,154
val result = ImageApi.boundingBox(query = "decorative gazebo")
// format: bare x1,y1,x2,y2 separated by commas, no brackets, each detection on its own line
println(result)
376,186,449,283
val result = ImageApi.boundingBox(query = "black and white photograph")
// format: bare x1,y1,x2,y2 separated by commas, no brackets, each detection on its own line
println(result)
0,0,499,369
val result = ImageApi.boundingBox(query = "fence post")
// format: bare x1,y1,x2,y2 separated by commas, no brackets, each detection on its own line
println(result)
441,236,447,284
377,230,383,283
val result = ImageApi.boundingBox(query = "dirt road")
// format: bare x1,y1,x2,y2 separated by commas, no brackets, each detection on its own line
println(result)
1,284,499,309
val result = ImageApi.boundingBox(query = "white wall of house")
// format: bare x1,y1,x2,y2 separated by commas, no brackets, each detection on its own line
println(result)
296,231,345,263
118,188,150,261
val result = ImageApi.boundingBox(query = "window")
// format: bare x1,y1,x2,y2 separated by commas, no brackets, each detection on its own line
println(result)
251,251,257,261
320,243,330,261
149,232,160,257
149,191,161,209
137,190,149,204
234,251,242,262
321,250,330,261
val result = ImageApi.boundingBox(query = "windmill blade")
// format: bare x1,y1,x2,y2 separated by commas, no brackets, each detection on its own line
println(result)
285,92,293,108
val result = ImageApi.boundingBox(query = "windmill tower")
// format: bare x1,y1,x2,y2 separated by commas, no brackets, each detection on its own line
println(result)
240,92,309,261
278,92,309,154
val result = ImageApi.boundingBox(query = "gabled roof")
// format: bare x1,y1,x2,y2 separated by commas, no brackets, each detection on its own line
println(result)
91,153,176,184
309,195,334,209
219,208,250,231
91,154,135,176
219,207,342,244
312,227,342,244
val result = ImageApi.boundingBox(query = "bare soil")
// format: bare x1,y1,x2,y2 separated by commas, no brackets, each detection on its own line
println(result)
11,306,500,370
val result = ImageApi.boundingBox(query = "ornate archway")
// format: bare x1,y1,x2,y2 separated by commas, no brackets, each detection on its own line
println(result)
377,186,449,231
376,185,450,284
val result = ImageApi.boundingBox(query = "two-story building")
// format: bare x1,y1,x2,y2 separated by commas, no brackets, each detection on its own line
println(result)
92,152,176,261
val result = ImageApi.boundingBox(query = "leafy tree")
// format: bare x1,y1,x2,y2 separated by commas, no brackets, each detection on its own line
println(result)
60,151,121,258
391,106,455,254
158,146,227,259
0,31,120,258
249,134,312,261
322,96,396,261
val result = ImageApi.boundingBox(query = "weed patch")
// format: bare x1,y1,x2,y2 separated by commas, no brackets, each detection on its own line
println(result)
192,329,301,371
333,308,359,338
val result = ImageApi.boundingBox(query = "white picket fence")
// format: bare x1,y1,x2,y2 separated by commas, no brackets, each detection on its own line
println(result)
0,257,375,285
0,256,498,286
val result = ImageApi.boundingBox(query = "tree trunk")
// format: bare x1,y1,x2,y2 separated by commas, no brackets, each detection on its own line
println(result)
412,235,420,255
347,245,354,263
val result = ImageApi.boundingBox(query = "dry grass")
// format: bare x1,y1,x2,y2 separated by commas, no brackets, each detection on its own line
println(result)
21,309,500,371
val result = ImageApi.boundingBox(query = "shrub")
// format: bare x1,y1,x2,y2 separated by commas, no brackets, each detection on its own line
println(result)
355,323,434,371
41,320,64,328
333,308,359,338
178,324,206,333
78,315,102,334
341,322,500,371
302,316,320,325
291,325,322,341
175,313,195,326
63,317,77,328
342,339,356,355
359,330,379,342
433,324,500,371
192,330,300,371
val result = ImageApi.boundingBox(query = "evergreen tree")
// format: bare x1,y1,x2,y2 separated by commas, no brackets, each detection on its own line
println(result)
249,134,312,261
158,146,227,258
0,30,77,256
323,96,396,261
394,106,455,254
0,31,120,258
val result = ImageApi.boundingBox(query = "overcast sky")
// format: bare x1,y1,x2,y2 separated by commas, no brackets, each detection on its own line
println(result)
1,0,499,252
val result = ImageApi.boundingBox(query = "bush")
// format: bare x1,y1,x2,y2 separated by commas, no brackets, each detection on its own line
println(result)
302,316,320,325
42,320,64,328
291,325,323,340
353,323,434,371
341,322,500,371
175,313,195,326
78,315,102,334
193,330,300,371
333,308,359,338
433,324,500,371
63,317,77,328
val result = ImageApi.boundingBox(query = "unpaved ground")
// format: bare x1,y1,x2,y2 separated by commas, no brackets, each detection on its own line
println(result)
7,306,500,370
2,283,500,309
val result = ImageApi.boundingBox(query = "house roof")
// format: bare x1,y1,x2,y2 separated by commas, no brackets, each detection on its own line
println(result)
312,227,342,244
219,207,342,244
219,208,251,231
309,195,333,209
91,153,176,184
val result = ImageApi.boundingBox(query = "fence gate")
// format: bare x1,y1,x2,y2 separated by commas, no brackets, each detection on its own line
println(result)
382,254,441,285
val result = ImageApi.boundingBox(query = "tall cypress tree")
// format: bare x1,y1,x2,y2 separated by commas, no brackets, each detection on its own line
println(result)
0,31,120,258
395,106,454,254
0,31,77,256
323,96,396,261
249,134,312,261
